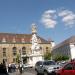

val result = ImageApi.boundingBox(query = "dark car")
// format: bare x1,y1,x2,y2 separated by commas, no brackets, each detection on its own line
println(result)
0,64,9,75
56,60,75,75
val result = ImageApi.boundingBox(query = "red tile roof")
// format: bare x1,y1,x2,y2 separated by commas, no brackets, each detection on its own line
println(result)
0,33,51,44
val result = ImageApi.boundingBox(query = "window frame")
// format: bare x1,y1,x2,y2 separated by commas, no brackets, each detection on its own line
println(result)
64,63,74,70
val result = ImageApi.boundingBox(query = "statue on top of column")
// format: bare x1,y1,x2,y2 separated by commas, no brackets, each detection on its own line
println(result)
31,23,37,34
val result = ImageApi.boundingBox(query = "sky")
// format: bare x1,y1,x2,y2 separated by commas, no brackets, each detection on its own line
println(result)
0,0,75,44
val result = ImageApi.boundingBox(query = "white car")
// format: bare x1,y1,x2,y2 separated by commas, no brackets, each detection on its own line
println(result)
23,64,33,68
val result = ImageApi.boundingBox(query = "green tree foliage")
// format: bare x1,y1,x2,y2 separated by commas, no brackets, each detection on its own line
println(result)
62,55,69,61
44,52,51,60
54,55,69,62
16,54,20,63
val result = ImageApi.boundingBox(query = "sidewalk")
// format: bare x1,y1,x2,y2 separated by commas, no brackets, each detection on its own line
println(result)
9,71,35,75
22,72,35,75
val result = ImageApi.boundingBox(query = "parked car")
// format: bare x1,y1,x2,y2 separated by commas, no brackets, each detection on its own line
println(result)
56,60,75,75
57,61,68,67
35,60,60,75
23,63,33,68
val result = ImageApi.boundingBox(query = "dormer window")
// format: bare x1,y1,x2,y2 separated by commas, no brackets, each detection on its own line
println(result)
2,37,6,43
12,38,16,43
21,38,25,43
38,38,41,43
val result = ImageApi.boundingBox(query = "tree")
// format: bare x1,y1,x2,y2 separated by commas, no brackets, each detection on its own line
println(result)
53,54,69,62
62,55,69,61
43,52,51,60
53,55,61,61
16,54,20,63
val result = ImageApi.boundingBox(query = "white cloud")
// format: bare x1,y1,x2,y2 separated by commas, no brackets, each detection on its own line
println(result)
44,10,56,14
41,10,57,28
41,9,75,29
58,9,75,28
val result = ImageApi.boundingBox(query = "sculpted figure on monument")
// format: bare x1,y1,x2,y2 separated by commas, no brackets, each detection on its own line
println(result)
32,23,37,33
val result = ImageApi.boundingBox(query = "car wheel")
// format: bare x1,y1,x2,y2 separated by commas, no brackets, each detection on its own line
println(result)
51,71,56,75
44,71,48,75
35,70,39,75
56,73,60,75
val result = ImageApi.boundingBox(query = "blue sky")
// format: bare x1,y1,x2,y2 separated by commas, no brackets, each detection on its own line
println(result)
0,0,75,44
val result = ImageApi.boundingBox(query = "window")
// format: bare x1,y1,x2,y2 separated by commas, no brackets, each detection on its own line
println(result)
46,47,49,53
22,47,26,55
21,38,25,43
36,61,42,66
43,61,55,65
12,38,16,43
12,47,17,56
74,63,75,70
2,38,6,42
46,47,48,50
64,63,73,70
13,58,16,62
3,48,6,57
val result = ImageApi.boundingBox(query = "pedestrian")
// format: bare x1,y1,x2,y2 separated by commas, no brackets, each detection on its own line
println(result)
8,63,11,72
18,64,22,75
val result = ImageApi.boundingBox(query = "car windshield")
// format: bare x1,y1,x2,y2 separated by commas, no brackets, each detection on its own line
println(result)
43,61,56,65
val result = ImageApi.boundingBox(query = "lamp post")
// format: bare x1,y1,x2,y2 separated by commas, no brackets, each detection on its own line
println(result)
19,49,23,66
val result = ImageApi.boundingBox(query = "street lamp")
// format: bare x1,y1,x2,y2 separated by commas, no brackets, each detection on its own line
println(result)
19,49,23,66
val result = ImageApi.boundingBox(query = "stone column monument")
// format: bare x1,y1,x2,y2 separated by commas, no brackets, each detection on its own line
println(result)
29,23,43,66
31,23,40,54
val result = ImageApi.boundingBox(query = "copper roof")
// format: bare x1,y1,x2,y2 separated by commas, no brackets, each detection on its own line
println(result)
0,33,51,44
53,36,75,49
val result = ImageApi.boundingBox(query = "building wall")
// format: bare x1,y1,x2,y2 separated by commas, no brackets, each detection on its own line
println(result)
0,43,52,64
70,43,75,59
52,44,71,59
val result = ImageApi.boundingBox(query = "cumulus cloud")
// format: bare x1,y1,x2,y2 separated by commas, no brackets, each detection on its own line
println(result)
41,9,75,28
41,10,57,28
58,9,75,28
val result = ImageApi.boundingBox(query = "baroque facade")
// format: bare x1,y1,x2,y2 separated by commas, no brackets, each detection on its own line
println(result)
0,25,53,65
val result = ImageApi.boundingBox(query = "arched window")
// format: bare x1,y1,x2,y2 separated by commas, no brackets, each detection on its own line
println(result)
46,47,49,50
12,47,17,56
22,47,26,55
46,47,49,53
3,48,6,57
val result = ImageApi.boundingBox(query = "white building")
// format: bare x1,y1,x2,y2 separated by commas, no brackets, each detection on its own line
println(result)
52,36,75,60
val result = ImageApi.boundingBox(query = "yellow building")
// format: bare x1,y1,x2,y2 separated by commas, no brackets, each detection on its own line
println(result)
0,25,53,64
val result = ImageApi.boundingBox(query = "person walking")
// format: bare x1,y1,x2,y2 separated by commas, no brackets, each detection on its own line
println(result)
18,64,23,75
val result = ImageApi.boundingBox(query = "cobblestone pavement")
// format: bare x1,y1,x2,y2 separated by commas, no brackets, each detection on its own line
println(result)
9,71,35,75
8,67,35,75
